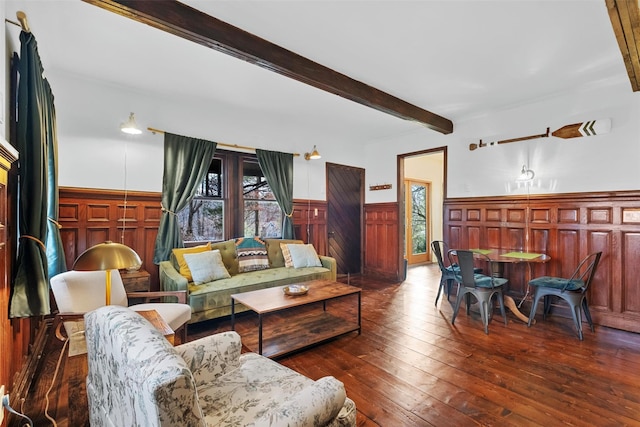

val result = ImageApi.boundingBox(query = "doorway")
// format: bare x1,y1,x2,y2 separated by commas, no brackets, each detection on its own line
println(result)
399,149,446,271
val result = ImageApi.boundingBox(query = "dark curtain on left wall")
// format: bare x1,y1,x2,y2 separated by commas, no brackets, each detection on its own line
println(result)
10,30,66,318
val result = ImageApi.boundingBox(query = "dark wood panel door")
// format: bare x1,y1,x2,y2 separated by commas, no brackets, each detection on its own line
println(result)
326,163,364,275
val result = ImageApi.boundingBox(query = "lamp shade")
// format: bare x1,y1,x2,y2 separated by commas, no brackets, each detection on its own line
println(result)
120,112,142,135
73,241,142,271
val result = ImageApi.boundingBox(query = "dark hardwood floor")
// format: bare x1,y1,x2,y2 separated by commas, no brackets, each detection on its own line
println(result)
15,264,640,426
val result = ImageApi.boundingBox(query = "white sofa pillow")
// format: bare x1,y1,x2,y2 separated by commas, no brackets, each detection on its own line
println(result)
184,249,231,284
286,244,322,268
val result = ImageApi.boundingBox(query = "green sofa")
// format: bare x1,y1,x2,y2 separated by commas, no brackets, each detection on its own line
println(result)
159,239,337,324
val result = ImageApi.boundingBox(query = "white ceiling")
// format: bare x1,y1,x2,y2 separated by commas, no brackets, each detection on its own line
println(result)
6,0,631,144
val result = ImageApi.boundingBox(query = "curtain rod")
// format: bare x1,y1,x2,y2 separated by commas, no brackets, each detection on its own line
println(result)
5,11,30,32
147,127,300,157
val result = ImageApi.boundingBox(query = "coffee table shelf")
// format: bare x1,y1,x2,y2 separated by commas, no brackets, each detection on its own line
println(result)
242,311,359,359
231,279,361,358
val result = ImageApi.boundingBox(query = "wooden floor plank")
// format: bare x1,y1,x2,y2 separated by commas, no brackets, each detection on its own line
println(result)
14,264,640,426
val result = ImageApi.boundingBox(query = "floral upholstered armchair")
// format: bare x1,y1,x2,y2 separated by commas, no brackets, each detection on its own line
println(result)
84,305,356,426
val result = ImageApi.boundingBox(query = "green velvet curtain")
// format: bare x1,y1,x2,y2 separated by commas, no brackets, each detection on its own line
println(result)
255,149,295,239
153,133,217,263
45,80,67,280
10,31,65,317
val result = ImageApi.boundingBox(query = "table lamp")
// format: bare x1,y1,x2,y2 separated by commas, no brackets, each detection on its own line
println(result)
73,241,142,305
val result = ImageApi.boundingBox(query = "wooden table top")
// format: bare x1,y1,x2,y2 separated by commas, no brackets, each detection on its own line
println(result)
231,279,361,314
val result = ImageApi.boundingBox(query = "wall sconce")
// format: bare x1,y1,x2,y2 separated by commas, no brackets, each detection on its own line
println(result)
516,165,535,182
120,112,142,135
304,145,321,160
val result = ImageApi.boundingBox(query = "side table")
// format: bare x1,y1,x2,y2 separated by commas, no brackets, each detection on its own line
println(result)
120,269,150,292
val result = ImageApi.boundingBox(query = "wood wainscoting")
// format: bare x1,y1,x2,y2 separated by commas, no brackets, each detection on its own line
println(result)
292,199,328,256
59,187,162,289
364,202,400,281
444,191,640,333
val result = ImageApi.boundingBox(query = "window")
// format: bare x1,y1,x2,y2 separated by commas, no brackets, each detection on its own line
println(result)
177,151,282,243
243,160,282,238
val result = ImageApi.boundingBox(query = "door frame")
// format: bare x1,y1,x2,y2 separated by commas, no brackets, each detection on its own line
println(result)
397,147,447,280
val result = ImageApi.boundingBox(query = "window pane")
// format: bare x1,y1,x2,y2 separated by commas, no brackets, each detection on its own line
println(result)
243,160,276,201
194,158,222,198
178,199,224,243
244,200,282,238
411,184,427,255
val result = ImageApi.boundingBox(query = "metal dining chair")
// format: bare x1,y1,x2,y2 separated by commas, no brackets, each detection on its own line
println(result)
432,241,483,306
448,249,508,334
432,240,457,305
527,252,602,340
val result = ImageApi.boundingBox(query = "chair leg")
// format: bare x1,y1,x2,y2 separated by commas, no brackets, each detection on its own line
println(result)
478,297,490,334
434,277,444,306
465,293,472,315
569,302,584,341
451,289,466,325
496,291,508,326
181,323,188,344
582,298,595,333
528,291,541,327
543,295,551,319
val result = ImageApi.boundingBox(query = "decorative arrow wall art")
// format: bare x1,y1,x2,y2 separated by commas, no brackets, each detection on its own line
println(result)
469,118,611,151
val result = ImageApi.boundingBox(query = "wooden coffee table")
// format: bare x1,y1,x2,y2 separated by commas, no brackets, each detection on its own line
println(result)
231,279,361,358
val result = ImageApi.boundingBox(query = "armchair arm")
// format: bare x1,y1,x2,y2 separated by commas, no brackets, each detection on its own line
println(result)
175,331,242,385
319,255,337,281
53,312,87,341
257,376,346,426
159,260,189,292
126,290,187,304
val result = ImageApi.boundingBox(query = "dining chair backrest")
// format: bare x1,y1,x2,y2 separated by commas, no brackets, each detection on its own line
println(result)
449,250,499,289
565,252,602,293
431,241,449,271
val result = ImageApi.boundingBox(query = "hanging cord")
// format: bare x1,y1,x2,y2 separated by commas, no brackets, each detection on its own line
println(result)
121,139,128,244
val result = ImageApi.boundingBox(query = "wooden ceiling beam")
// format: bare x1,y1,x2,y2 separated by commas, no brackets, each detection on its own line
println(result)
82,0,453,134
606,0,640,91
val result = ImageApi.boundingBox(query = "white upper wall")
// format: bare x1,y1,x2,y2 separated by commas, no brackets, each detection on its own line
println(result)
4,2,640,202
366,83,640,202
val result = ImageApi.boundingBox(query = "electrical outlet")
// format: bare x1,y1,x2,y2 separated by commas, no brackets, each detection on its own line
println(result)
0,384,5,424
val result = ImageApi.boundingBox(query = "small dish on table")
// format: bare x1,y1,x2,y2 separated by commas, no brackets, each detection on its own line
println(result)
283,284,309,296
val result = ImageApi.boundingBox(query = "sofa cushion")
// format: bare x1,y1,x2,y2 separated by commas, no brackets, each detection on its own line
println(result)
184,249,231,285
235,237,269,273
187,266,331,323
286,243,322,268
210,239,240,276
265,239,304,268
172,243,211,282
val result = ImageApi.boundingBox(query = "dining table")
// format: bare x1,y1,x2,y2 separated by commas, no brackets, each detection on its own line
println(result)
468,248,551,323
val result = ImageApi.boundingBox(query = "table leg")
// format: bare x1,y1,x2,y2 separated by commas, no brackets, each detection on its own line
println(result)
231,298,236,330
504,295,535,324
258,313,263,355
357,291,362,334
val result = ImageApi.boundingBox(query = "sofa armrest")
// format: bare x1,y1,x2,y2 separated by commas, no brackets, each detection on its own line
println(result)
320,255,337,281
257,376,346,426
159,260,188,292
175,331,242,384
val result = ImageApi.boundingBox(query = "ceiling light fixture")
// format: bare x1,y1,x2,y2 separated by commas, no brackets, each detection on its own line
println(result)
120,112,142,135
304,145,321,161
516,165,535,182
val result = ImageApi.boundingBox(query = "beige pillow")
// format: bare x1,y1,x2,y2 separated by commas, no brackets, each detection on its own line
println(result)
280,243,294,268
172,242,211,282
183,250,231,284
287,244,322,268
